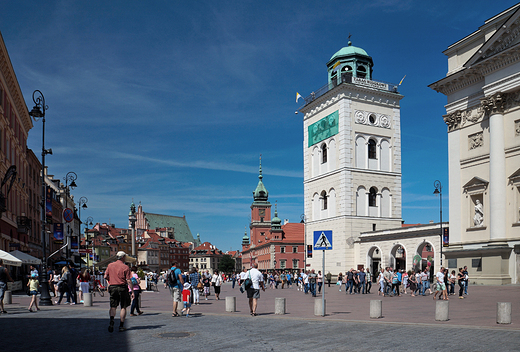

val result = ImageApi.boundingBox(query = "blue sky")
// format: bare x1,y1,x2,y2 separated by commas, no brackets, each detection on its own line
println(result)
1,1,516,252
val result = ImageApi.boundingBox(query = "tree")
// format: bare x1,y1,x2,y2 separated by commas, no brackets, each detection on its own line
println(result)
218,255,236,273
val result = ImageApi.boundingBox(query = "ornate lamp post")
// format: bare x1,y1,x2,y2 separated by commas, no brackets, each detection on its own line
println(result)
433,180,443,266
128,201,136,257
84,216,94,272
63,172,77,261
28,90,53,306
78,196,88,234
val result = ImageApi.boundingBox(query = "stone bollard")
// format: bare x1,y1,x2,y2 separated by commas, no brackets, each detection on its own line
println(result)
275,297,286,315
83,293,93,306
225,296,236,312
435,300,449,321
497,302,512,324
4,291,12,305
370,300,382,319
314,298,326,316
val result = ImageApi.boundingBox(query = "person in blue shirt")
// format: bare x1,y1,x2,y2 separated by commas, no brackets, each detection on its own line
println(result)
168,261,184,317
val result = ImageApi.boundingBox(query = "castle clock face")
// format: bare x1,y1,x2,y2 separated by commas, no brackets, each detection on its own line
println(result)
259,209,265,216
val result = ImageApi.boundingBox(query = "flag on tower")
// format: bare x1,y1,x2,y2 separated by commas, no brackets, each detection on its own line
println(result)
296,92,303,103
399,75,406,85
332,60,342,73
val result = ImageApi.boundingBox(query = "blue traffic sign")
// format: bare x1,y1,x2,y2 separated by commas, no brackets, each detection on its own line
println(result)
313,230,332,250
63,208,74,223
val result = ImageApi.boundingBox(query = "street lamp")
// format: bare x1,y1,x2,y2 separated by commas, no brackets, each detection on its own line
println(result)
84,216,94,273
28,90,53,306
433,180,443,266
128,201,136,257
63,172,77,261
78,196,88,235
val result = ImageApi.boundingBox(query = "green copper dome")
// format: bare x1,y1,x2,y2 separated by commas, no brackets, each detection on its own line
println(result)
330,41,369,61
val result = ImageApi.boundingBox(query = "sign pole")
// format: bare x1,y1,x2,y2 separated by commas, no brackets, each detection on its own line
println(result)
322,249,325,317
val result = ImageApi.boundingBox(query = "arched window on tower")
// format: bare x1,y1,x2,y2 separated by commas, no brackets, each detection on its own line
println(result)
321,143,327,164
321,190,328,210
368,139,377,159
369,187,377,207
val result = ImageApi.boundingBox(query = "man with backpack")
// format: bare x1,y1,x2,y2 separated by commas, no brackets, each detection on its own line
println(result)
167,261,184,317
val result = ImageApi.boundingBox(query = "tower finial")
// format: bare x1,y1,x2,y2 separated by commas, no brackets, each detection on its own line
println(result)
259,154,263,180
348,33,352,46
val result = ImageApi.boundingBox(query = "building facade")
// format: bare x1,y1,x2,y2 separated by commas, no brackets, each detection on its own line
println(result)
241,159,305,271
300,42,403,274
430,4,520,284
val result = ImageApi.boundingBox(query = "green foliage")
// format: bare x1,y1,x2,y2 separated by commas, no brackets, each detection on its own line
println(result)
137,268,145,279
218,255,236,273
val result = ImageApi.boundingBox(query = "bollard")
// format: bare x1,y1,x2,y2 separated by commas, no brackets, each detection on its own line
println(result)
83,292,93,306
314,298,326,316
370,300,382,319
225,296,236,312
275,297,286,315
4,291,12,305
497,302,512,324
435,300,449,321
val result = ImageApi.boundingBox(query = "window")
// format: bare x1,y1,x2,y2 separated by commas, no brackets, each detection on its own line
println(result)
293,246,297,253
368,139,377,159
292,259,299,269
280,246,285,253
321,191,328,210
369,187,377,207
280,260,286,269
321,143,327,163
357,66,367,79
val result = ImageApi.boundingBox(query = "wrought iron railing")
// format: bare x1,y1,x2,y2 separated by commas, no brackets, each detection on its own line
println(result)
299,74,399,108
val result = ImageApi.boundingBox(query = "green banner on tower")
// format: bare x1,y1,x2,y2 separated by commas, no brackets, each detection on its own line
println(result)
308,110,339,147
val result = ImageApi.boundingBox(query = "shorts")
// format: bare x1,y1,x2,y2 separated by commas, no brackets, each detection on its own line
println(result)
109,285,131,308
214,286,221,294
0,282,6,301
169,287,181,302
437,282,446,291
183,301,191,309
79,282,89,293
29,290,38,296
246,288,260,299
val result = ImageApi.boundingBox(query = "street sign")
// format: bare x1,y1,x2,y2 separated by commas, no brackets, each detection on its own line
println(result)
63,208,74,223
79,249,92,254
313,230,332,250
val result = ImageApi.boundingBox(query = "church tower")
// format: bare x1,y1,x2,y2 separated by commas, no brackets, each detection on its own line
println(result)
301,41,404,272
249,156,272,248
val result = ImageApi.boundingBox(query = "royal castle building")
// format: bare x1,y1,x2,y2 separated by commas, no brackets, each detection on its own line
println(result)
430,4,520,284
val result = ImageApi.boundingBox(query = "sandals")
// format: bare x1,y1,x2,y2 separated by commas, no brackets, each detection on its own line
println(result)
172,312,180,317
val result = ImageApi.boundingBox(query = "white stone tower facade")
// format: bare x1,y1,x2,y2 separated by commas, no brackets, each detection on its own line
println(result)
301,42,404,273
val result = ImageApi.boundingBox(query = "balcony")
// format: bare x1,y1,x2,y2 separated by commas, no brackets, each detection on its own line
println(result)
300,74,399,108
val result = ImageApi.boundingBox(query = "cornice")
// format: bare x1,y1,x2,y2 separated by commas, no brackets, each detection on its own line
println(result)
302,83,402,119
0,33,33,133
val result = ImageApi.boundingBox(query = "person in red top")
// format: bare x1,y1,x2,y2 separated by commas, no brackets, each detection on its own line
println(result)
104,251,133,332
181,282,192,317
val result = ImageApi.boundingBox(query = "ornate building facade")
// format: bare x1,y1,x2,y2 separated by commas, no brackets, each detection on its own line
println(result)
430,3,520,284
300,42,403,273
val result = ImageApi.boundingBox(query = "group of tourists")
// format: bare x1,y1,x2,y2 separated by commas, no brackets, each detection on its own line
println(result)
336,268,372,294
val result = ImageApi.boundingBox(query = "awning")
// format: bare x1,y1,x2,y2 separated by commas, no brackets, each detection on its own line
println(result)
95,255,136,268
9,250,41,265
0,249,22,267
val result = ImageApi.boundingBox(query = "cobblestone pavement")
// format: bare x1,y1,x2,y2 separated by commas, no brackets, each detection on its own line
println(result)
1,283,519,352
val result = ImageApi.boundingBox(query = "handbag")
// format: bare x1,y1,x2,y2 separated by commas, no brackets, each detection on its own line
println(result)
197,282,203,289
244,271,252,290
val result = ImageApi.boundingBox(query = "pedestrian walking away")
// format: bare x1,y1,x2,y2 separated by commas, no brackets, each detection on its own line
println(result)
245,263,265,316
129,266,143,316
104,251,134,332
167,261,184,316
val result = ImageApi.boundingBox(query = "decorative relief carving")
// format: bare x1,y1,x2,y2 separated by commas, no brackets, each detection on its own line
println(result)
468,132,483,150
354,110,391,128
443,111,461,132
482,22,520,59
481,92,506,115
515,120,520,136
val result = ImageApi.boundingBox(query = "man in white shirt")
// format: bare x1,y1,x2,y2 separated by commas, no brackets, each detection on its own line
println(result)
433,267,448,301
246,263,265,316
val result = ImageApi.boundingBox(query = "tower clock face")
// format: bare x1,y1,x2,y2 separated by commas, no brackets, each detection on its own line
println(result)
259,209,265,216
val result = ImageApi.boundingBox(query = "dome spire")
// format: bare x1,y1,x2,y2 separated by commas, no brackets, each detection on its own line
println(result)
253,154,269,203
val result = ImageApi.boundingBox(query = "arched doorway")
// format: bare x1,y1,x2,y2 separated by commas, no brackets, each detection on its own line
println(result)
367,246,381,282
390,244,406,271
416,241,435,281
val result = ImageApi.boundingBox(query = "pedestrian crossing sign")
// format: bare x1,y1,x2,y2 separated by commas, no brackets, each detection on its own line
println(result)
313,230,332,250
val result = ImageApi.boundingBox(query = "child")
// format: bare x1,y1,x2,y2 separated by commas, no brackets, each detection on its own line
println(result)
181,282,192,317
28,273,40,312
